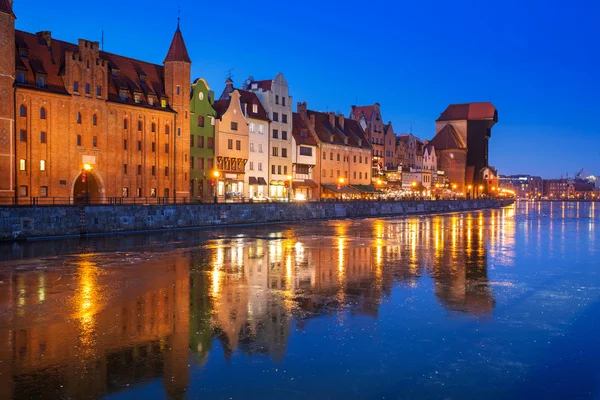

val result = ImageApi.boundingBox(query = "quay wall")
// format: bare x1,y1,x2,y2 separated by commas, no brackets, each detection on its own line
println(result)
0,199,514,241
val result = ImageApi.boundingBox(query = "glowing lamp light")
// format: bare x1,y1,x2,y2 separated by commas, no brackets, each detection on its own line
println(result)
83,163,92,171
212,170,220,178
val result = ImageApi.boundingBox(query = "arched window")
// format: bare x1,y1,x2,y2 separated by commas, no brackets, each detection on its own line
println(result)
124,119,128,129
77,112,82,124
165,124,170,135
93,114,97,126
20,105,26,117
40,107,46,119
151,123,156,133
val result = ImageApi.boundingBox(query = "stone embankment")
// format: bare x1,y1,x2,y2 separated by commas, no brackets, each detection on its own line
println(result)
0,199,513,241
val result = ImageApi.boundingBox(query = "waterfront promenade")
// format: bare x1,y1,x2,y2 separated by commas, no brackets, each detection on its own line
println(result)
0,199,513,241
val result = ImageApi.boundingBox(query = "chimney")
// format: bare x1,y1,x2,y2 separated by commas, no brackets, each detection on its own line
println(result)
36,31,52,47
297,101,307,115
338,114,345,130
328,112,335,127
309,114,315,128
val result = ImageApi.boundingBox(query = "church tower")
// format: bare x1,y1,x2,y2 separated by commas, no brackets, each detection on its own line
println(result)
0,0,16,199
164,18,191,199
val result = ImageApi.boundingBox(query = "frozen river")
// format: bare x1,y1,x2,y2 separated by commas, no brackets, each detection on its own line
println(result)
0,201,599,399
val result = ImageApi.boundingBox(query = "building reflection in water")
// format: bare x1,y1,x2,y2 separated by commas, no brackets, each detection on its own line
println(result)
0,207,519,399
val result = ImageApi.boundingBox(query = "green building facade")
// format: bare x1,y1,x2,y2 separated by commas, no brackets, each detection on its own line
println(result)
189,78,216,201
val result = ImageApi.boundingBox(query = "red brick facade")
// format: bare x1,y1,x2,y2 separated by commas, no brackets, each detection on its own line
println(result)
1,3,191,202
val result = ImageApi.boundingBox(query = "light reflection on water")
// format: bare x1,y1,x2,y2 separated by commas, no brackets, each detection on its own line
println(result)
0,201,599,399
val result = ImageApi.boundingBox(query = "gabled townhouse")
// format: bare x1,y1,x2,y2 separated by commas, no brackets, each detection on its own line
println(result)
383,122,397,170
350,103,385,179
189,78,216,201
291,113,319,200
297,102,373,198
422,144,437,189
212,90,249,200
221,79,270,200
243,73,292,200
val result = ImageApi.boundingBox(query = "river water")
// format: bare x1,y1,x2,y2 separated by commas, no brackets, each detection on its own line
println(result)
0,201,599,399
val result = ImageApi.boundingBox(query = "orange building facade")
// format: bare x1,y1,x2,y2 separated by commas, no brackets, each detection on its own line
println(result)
0,2,191,203
296,102,373,198
213,90,249,199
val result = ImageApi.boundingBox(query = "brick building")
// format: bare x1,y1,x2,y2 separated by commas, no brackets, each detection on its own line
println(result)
430,102,498,195
0,2,191,202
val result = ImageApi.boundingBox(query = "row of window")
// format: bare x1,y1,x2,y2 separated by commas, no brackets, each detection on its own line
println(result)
274,95,287,106
18,159,45,171
249,142,263,153
19,106,176,134
321,169,368,180
249,122,265,134
272,129,288,140
271,113,288,123
121,164,170,177
271,147,288,157
190,135,214,149
227,139,242,151
247,161,263,171
189,157,215,171
322,151,370,164
271,165,289,175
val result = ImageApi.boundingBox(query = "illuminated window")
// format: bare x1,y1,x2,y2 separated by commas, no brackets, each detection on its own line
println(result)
40,160,46,171
19,159,26,171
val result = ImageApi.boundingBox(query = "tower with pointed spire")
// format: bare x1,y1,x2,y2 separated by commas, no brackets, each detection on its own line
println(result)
164,16,192,198
0,0,16,200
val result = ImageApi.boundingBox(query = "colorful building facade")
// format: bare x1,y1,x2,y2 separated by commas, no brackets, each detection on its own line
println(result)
212,90,248,200
189,78,216,201
243,73,292,200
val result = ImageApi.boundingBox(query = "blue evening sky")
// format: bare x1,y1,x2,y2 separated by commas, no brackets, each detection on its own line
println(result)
13,0,600,178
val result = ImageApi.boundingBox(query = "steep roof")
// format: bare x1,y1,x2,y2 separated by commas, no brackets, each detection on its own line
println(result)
351,105,375,120
436,102,496,121
213,99,230,119
14,30,171,110
306,109,371,149
238,89,269,121
252,79,272,91
292,113,318,146
428,124,466,150
163,24,191,63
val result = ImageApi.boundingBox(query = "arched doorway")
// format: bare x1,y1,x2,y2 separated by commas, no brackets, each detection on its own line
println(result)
73,171,101,204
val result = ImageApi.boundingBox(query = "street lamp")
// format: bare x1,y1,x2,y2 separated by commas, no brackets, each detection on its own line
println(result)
212,170,220,203
338,177,345,201
286,175,292,202
83,163,92,204
478,185,484,199
467,184,472,200
376,179,382,200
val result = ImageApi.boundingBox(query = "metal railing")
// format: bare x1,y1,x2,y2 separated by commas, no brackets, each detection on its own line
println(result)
0,195,512,207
